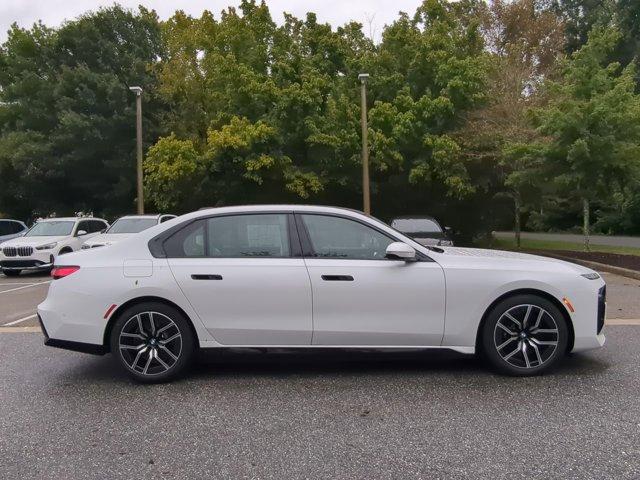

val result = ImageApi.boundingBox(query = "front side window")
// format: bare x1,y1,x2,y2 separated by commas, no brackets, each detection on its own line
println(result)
207,214,290,258
0,222,12,236
107,218,157,234
25,221,75,237
11,222,26,234
301,214,395,260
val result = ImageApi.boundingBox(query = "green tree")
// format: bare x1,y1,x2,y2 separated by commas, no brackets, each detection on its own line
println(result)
456,0,565,246
530,27,640,249
0,6,164,219
146,0,489,230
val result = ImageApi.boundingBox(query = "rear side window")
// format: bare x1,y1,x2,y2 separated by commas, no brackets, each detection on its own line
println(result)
162,214,290,258
163,220,206,258
207,214,290,258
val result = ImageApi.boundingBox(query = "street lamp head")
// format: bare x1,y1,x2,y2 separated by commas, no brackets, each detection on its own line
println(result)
358,73,369,83
129,86,143,96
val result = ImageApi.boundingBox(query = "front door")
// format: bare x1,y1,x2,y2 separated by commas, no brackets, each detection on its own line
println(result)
167,213,312,345
296,213,446,346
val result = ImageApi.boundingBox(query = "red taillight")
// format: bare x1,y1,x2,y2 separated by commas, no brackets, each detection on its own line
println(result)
51,266,80,280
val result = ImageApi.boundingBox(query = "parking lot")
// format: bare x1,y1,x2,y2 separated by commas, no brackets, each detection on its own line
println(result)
1,270,639,479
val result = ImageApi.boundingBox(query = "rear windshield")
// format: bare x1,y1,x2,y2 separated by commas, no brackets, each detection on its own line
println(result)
26,221,74,237
107,218,157,234
391,218,442,234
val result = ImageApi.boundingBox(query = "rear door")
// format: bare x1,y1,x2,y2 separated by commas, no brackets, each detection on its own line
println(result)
166,213,312,345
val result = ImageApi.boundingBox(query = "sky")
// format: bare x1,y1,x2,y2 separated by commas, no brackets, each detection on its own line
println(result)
0,1,424,42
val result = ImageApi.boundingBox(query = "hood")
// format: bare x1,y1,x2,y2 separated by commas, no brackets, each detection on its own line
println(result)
84,233,132,246
431,246,595,275
1,235,66,248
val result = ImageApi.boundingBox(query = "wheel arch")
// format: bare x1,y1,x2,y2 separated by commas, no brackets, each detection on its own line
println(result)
475,288,575,355
103,296,200,353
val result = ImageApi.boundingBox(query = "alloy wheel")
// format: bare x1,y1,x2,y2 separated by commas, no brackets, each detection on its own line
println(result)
493,304,559,369
118,311,182,376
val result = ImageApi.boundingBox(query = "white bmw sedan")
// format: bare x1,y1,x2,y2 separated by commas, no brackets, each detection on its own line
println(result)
38,205,606,382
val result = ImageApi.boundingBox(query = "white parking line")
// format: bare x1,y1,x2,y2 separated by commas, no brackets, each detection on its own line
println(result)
0,326,41,333
0,281,50,294
3,313,37,326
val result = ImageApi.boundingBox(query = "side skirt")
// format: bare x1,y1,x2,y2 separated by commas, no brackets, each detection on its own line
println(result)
198,341,474,355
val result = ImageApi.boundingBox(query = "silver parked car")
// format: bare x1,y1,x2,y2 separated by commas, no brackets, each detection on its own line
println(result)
0,219,28,244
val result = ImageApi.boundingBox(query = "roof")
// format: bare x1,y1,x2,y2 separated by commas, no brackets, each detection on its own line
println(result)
36,217,103,222
196,204,365,215
118,214,162,219
391,215,438,220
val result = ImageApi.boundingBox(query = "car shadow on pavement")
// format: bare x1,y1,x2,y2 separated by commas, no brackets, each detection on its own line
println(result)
56,348,610,385
192,348,486,379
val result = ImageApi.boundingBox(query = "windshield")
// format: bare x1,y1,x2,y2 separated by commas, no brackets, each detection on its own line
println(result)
391,218,442,234
26,221,75,237
106,218,157,234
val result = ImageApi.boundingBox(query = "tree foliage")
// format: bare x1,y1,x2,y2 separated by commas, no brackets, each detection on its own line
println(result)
0,6,163,219
1,0,640,243
143,0,489,222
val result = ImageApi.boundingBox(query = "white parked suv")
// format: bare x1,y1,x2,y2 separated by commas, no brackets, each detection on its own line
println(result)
82,214,176,250
0,217,109,276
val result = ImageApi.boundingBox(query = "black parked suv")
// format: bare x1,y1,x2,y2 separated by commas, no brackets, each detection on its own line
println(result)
390,216,453,247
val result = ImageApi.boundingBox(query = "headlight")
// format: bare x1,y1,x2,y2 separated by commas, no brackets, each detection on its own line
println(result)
581,272,600,280
35,242,57,250
81,244,91,250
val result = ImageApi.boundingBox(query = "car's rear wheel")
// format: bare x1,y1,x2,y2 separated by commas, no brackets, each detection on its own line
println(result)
482,294,568,376
2,269,21,277
110,302,195,383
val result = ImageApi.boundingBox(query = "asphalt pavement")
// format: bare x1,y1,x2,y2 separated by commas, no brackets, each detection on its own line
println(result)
0,328,639,479
0,272,50,326
1,269,639,479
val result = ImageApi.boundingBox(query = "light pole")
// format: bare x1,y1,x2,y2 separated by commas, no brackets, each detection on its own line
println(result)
358,73,371,215
129,86,144,214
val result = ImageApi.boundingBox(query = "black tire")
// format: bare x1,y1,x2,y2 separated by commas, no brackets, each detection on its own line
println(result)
481,294,569,376
2,269,21,277
110,302,195,383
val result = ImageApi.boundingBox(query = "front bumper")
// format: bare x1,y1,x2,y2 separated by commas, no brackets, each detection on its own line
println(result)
38,314,106,355
0,250,55,270
1,259,53,271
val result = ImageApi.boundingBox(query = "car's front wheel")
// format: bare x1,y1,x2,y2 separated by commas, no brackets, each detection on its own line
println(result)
110,302,195,383
482,294,569,376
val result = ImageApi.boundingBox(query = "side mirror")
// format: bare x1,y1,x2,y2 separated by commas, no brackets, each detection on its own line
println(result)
444,226,452,234
385,242,416,261
77,230,88,236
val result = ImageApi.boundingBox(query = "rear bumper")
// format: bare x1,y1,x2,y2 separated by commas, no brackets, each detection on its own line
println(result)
38,313,106,356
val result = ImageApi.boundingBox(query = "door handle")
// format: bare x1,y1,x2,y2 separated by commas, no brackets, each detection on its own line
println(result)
321,275,354,281
191,274,223,280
